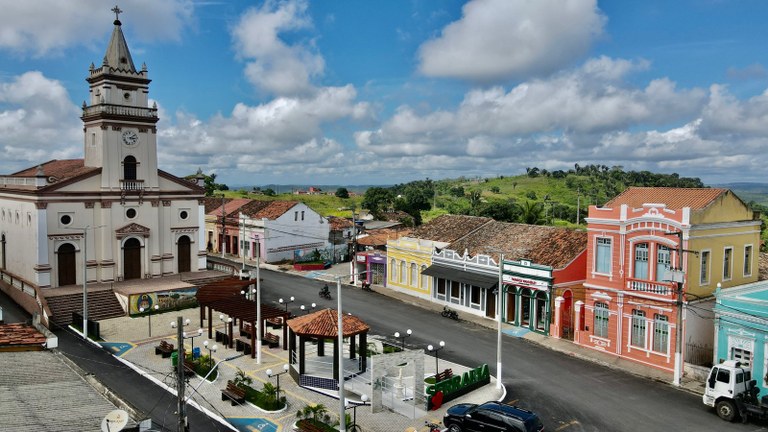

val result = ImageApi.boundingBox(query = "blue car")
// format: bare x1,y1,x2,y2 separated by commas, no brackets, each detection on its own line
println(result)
443,401,544,432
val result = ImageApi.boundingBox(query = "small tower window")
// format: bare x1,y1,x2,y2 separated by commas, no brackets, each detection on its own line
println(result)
124,156,137,180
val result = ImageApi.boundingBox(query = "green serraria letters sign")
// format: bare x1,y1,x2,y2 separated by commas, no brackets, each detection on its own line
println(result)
426,364,490,397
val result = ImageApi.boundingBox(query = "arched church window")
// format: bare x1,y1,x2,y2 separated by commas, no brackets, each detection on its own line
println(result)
123,156,137,180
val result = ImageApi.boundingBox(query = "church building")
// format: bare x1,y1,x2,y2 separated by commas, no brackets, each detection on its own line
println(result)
0,12,206,297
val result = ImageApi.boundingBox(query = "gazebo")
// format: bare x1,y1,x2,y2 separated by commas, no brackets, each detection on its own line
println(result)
287,308,370,386
195,277,291,358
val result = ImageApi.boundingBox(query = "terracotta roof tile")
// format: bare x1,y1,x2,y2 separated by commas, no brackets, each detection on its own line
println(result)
447,221,587,269
410,215,493,243
287,308,370,337
0,323,47,348
357,228,411,246
242,201,300,220
603,187,727,210
327,216,353,231
205,198,251,217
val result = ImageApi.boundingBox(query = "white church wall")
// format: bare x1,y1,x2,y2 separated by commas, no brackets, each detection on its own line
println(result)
264,203,330,263
0,199,39,284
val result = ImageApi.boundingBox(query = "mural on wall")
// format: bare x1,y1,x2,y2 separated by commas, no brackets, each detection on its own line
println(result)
293,247,334,264
129,288,198,315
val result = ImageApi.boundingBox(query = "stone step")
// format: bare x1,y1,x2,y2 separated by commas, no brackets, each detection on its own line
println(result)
46,290,125,326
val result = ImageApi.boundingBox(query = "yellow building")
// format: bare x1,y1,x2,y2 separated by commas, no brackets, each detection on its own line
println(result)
385,215,493,299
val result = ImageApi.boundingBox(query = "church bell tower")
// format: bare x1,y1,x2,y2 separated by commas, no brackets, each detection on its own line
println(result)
81,6,160,193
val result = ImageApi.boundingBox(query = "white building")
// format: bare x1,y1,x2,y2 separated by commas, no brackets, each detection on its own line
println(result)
0,14,205,292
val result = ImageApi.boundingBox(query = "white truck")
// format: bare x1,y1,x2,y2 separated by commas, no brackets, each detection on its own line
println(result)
703,360,768,423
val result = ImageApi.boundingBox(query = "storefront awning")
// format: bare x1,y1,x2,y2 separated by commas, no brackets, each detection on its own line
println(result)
422,265,498,289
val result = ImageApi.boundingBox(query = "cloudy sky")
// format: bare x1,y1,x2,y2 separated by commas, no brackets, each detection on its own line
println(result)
1,0,768,187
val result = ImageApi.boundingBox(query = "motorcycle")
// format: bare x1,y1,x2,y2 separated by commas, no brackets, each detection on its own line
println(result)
361,281,373,292
441,306,459,321
424,421,442,432
319,285,332,300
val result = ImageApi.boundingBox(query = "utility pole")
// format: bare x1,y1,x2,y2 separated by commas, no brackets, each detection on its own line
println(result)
82,226,89,340
576,189,581,225
176,316,187,432
665,230,695,387
256,239,262,364
220,194,226,258
496,253,503,389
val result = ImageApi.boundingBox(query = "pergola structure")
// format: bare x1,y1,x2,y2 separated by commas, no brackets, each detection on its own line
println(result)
287,308,370,381
195,277,291,358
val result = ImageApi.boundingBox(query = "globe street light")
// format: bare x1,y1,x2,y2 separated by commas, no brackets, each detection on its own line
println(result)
139,304,160,337
183,328,204,356
394,329,412,351
266,363,290,403
345,394,370,431
203,340,217,370
278,296,295,313
219,314,233,348
300,302,317,314
427,341,446,376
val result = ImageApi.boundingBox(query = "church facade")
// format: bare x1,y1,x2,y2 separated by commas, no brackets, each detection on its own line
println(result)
0,14,205,290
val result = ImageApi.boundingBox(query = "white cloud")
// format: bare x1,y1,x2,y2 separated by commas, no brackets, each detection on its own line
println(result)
232,0,324,96
0,1,193,56
0,71,81,169
418,0,605,82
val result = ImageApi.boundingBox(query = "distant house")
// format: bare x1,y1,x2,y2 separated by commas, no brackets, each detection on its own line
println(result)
204,197,250,254
327,216,354,262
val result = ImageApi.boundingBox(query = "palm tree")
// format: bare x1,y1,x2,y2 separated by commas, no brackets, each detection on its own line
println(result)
519,201,545,225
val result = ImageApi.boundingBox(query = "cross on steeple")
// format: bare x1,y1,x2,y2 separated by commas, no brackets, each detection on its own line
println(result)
111,5,123,21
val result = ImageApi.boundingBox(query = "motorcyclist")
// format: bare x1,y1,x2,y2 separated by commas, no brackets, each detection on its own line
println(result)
321,284,330,295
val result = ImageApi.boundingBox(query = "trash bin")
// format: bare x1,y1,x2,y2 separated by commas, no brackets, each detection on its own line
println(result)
193,347,201,359
171,351,178,367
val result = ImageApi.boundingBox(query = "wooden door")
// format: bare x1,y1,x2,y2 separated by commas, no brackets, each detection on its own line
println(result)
57,243,76,286
485,288,496,318
123,238,141,280
178,236,191,273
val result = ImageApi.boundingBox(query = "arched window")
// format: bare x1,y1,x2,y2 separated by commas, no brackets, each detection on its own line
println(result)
390,259,396,281
410,263,417,286
656,245,670,281
399,261,406,284
594,302,609,338
631,309,646,348
633,243,649,280
421,265,428,289
123,155,137,180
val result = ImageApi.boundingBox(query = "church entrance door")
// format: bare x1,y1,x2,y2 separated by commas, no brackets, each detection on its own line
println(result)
58,243,77,286
123,238,142,280
178,236,191,273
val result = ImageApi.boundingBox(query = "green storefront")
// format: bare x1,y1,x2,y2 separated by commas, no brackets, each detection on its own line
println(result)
501,259,553,335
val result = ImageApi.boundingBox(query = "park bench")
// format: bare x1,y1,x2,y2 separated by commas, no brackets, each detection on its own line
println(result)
240,323,252,338
264,333,280,348
221,380,246,406
235,338,252,355
435,368,453,383
155,340,174,358
183,359,196,378
266,317,282,329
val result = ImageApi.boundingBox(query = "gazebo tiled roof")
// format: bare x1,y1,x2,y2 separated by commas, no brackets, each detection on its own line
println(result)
195,277,289,322
287,308,369,338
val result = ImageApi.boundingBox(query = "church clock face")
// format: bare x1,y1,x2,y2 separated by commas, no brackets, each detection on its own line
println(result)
121,130,138,146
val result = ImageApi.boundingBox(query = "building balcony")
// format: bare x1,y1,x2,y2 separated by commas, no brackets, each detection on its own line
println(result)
120,179,145,191
82,104,158,119
626,277,676,297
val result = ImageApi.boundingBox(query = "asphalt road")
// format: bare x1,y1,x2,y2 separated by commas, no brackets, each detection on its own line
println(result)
254,267,768,432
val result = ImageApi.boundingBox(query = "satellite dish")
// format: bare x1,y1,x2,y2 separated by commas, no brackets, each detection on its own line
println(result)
101,409,129,432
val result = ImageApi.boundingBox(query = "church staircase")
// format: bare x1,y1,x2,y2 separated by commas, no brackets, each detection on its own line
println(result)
45,289,125,327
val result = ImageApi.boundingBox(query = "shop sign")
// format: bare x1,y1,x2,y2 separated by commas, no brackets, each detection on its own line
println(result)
356,255,366,262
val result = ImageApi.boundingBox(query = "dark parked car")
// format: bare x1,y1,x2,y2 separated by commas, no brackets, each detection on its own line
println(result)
443,401,544,432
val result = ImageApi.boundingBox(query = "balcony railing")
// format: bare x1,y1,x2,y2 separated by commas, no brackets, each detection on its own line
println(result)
626,278,675,296
82,104,158,119
120,179,145,191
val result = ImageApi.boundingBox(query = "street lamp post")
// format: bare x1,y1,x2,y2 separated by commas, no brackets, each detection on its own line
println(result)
394,329,412,351
345,394,370,431
300,303,317,314
496,252,504,390
139,304,160,337
427,341,446,376
266,363,290,403
219,194,226,258
183,328,204,356
279,296,295,313
219,315,233,347
203,340,217,370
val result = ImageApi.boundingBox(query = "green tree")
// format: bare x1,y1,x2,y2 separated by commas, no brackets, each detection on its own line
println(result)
467,190,482,215
362,187,395,215
262,188,276,196
490,186,501,194
478,200,519,222
519,201,545,225
335,187,350,199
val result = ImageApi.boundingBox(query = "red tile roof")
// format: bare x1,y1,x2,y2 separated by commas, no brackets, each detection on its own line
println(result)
11,159,96,180
327,216,353,231
287,308,370,337
357,228,411,246
241,200,300,220
410,215,493,243
604,187,728,210
447,221,587,269
205,198,251,217
0,323,47,350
